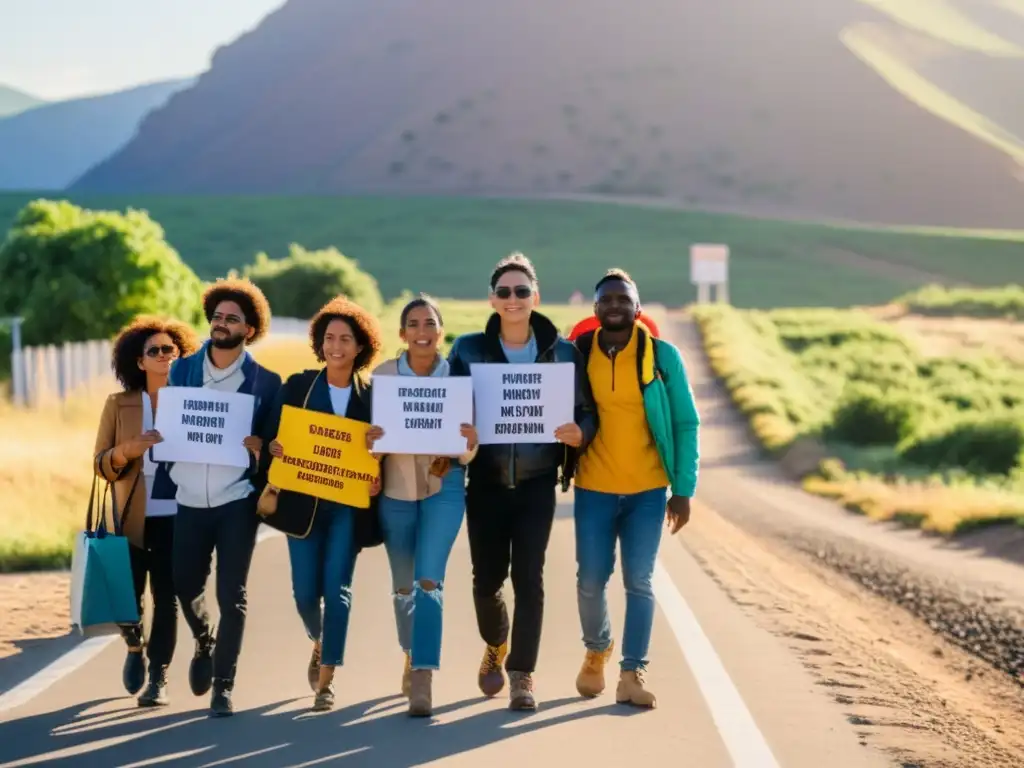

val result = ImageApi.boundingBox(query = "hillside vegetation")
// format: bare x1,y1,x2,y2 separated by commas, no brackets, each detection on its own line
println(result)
3,193,1024,309
69,0,1024,228
694,290,1024,534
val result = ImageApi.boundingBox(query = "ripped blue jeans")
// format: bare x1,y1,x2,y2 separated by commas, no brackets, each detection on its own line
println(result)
378,465,466,670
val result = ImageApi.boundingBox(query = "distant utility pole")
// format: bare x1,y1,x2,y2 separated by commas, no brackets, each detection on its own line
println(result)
1,316,25,407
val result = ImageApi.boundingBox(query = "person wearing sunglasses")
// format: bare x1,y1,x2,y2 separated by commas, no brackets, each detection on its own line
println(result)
447,252,596,711
93,315,200,707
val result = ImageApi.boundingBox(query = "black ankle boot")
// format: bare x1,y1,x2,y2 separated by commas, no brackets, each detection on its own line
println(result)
189,636,215,697
138,666,169,707
210,678,234,717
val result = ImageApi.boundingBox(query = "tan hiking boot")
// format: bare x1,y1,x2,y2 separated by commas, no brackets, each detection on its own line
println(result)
575,641,615,698
508,671,536,711
401,652,412,697
478,642,508,697
408,669,432,717
616,669,657,709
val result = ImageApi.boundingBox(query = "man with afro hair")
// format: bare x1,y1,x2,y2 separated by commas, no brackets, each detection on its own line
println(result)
158,277,282,717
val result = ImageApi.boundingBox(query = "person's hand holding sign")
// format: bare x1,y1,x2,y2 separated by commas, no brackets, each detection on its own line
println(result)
269,439,285,459
243,435,263,461
554,422,583,447
366,425,384,453
369,476,382,497
113,429,163,468
460,423,478,451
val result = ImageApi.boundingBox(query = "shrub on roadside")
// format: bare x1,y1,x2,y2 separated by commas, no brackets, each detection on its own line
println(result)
828,384,927,446
895,283,1024,320
240,244,384,319
899,416,1024,476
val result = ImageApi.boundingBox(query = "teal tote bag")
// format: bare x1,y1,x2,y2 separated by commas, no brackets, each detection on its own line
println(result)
69,472,141,636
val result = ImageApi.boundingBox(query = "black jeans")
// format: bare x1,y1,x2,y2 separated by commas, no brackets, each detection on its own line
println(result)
120,515,178,669
465,473,558,674
173,495,260,683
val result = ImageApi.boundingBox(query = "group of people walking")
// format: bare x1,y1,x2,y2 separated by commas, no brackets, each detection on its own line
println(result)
92,251,701,719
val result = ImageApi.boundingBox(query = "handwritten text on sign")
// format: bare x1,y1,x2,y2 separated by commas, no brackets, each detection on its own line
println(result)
471,362,575,444
152,387,254,467
267,405,379,508
371,375,474,455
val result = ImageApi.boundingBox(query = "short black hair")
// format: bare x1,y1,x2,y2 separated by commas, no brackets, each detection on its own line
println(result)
490,251,538,290
308,295,384,372
399,294,444,327
595,268,636,292
111,315,200,391
202,278,272,344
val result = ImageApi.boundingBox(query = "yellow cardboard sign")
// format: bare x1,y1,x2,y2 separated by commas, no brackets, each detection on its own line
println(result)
267,405,379,509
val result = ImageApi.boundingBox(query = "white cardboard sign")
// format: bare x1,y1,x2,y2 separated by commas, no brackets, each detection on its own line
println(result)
370,375,475,455
151,387,255,468
471,362,575,444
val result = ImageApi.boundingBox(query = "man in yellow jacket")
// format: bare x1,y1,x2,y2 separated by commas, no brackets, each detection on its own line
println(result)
570,268,701,708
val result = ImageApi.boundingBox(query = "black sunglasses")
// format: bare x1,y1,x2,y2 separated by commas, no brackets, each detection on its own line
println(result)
494,285,533,300
144,345,177,357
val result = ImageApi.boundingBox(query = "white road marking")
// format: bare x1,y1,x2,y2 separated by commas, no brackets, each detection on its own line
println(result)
0,525,283,715
652,559,781,768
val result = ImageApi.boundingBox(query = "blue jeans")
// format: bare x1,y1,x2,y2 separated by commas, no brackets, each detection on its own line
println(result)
379,464,466,669
287,503,357,667
574,486,668,672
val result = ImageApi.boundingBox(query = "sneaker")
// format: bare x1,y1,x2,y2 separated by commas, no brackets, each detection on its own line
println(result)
307,644,321,692
122,649,146,696
401,652,412,698
615,669,657,709
477,642,508,697
209,678,234,717
408,669,432,717
189,636,215,697
138,666,170,708
312,683,336,712
576,642,615,698
508,671,536,711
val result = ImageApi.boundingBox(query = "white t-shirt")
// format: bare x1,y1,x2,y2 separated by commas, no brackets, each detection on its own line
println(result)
329,383,352,416
142,391,177,517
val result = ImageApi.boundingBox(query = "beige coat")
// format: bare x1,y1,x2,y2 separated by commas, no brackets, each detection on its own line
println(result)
372,356,478,501
93,390,148,549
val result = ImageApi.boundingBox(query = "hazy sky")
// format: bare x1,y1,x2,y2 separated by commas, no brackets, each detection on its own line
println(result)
0,0,286,100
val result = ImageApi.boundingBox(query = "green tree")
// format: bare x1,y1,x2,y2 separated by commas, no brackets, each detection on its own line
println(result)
241,244,384,318
0,199,204,345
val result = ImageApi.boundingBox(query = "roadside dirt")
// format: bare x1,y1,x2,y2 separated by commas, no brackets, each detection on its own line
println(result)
685,500,1024,768
0,572,70,660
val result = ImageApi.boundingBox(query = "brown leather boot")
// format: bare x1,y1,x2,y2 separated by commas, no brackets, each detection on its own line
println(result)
408,669,432,717
477,642,508,697
575,641,615,698
615,669,657,709
508,671,537,711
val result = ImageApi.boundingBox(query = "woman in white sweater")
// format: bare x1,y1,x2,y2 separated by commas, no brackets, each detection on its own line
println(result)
366,295,477,717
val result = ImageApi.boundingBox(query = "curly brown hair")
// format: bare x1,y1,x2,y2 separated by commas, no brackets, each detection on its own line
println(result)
111,316,201,391
202,278,272,345
308,295,383,372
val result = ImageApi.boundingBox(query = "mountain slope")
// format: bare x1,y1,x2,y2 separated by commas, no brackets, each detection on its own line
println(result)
0,85,44,118
0,79,193,191
70,0,1024,228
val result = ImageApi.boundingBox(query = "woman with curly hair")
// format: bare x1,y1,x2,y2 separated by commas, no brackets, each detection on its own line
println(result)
261,295,384,712
93,315,199,707
364,295,477,717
